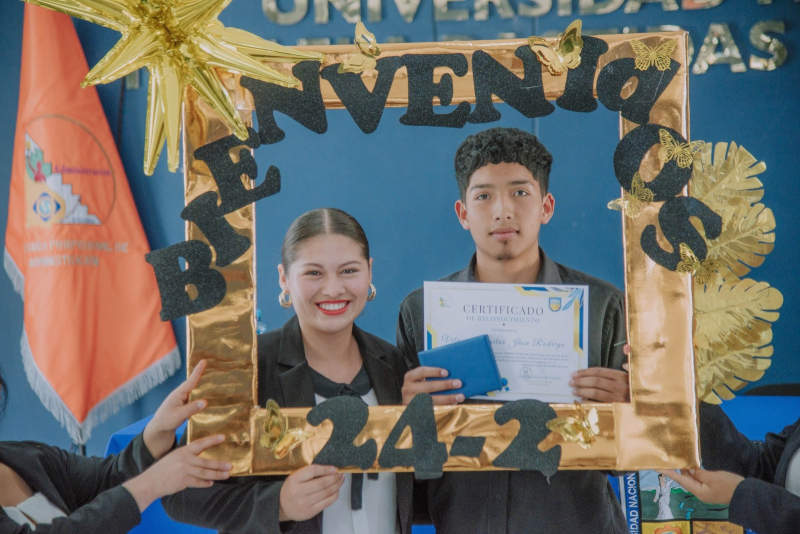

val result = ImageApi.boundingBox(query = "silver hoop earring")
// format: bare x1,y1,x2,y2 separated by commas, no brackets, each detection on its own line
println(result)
367,284,377,301
278,290,292,308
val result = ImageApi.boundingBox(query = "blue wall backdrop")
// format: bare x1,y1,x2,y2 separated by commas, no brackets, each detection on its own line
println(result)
0,0,797,454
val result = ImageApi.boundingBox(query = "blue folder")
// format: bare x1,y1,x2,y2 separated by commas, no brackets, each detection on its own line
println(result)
417,335,503,399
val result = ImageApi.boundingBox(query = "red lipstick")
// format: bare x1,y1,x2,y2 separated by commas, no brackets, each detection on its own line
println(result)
316,300,350,315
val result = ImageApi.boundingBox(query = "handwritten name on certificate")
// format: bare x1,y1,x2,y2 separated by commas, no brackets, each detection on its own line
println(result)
424,281,589,403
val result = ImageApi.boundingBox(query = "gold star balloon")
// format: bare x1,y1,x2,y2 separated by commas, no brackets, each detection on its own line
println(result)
26,0,324,175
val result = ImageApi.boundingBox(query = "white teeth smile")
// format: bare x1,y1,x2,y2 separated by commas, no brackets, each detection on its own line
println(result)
319,302,347,311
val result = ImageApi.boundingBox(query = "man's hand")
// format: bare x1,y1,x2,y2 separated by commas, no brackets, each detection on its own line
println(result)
144,360,209,460
123,434,231,512
279,465,344,522
623,343,631,372
401,367,464,405
659,469,744,505
568,342,631,403
569,367,630,403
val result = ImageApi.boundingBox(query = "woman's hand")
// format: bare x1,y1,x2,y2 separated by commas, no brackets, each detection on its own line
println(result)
123,434,231,511
659,469,744,505
278,465,344,522
401,367,464,405
144,360,209,460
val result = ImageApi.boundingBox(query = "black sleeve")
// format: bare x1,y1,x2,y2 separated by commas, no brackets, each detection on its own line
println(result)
58,433,156,505
0,437,155,534
396,296,421,370
699,402,800,481
728,477,800,534
394,296,432,525
0,487,141,534
162,475,287,534
601,292,627,372
162,429,290,534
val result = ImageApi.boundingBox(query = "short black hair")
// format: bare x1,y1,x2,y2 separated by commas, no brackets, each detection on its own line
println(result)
454,127,553,200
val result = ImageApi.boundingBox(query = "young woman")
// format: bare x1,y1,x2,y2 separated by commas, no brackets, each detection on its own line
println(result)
163,208,412,534
661,403,800,533
0,360,231,533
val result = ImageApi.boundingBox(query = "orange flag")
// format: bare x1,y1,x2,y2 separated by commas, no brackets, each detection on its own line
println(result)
4,5,180,444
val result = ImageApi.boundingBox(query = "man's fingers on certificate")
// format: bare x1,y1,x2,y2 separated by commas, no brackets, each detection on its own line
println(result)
569,368,630,402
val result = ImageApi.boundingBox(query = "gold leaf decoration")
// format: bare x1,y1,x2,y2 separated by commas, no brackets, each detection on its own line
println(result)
694,277,782,404
691,141,766,223
692,162,783,402
528,19,583,76
24,0,324,175
694,278,782,354
690,141,782,403
696,332,773,404
705,203,776,282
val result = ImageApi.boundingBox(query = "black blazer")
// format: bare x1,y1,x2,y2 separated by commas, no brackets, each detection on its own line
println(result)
0,435,154,534
164,316,413,534
700,402,800,533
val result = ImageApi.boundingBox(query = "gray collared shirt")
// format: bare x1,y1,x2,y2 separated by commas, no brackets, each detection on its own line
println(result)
397,249,627,372
396,249,628,534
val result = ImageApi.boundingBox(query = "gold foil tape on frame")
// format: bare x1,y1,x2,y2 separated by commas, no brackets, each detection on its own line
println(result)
185,77,258,476
265,32,687,109
616,31,699,470
184,31,699,475
251,403,617,475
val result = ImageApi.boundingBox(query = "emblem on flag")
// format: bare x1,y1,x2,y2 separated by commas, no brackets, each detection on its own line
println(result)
25,132,101,227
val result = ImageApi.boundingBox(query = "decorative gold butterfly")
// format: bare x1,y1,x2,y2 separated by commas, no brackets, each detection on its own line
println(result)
528,19,584,76
630,39,677,72
658,129,705,169
259,399,311,459
607,172,654,219
545,401,600,449
339,22,381,74
676,243,721,285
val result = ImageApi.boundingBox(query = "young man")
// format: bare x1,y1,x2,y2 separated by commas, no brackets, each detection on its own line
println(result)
397,127,629,533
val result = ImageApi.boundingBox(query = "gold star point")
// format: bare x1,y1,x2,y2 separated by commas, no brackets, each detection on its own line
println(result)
26,0,323,175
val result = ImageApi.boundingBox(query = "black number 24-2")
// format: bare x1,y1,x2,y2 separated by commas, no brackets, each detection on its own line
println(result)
307,394,561,478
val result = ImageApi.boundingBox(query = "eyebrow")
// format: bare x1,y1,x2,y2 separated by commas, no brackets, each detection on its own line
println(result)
468,183,495,192
468,179,534,192
299,260,362,269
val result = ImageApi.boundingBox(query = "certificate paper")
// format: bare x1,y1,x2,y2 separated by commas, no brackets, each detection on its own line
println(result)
424,281,589,403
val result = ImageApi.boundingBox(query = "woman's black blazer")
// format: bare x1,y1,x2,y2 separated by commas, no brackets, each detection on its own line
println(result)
164,316,413,534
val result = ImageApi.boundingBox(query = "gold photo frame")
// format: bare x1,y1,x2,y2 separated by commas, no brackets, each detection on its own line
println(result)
182,30,700,476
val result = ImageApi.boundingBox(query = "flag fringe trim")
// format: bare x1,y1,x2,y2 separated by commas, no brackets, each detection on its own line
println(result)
4,247,24,299
21,328,182,445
